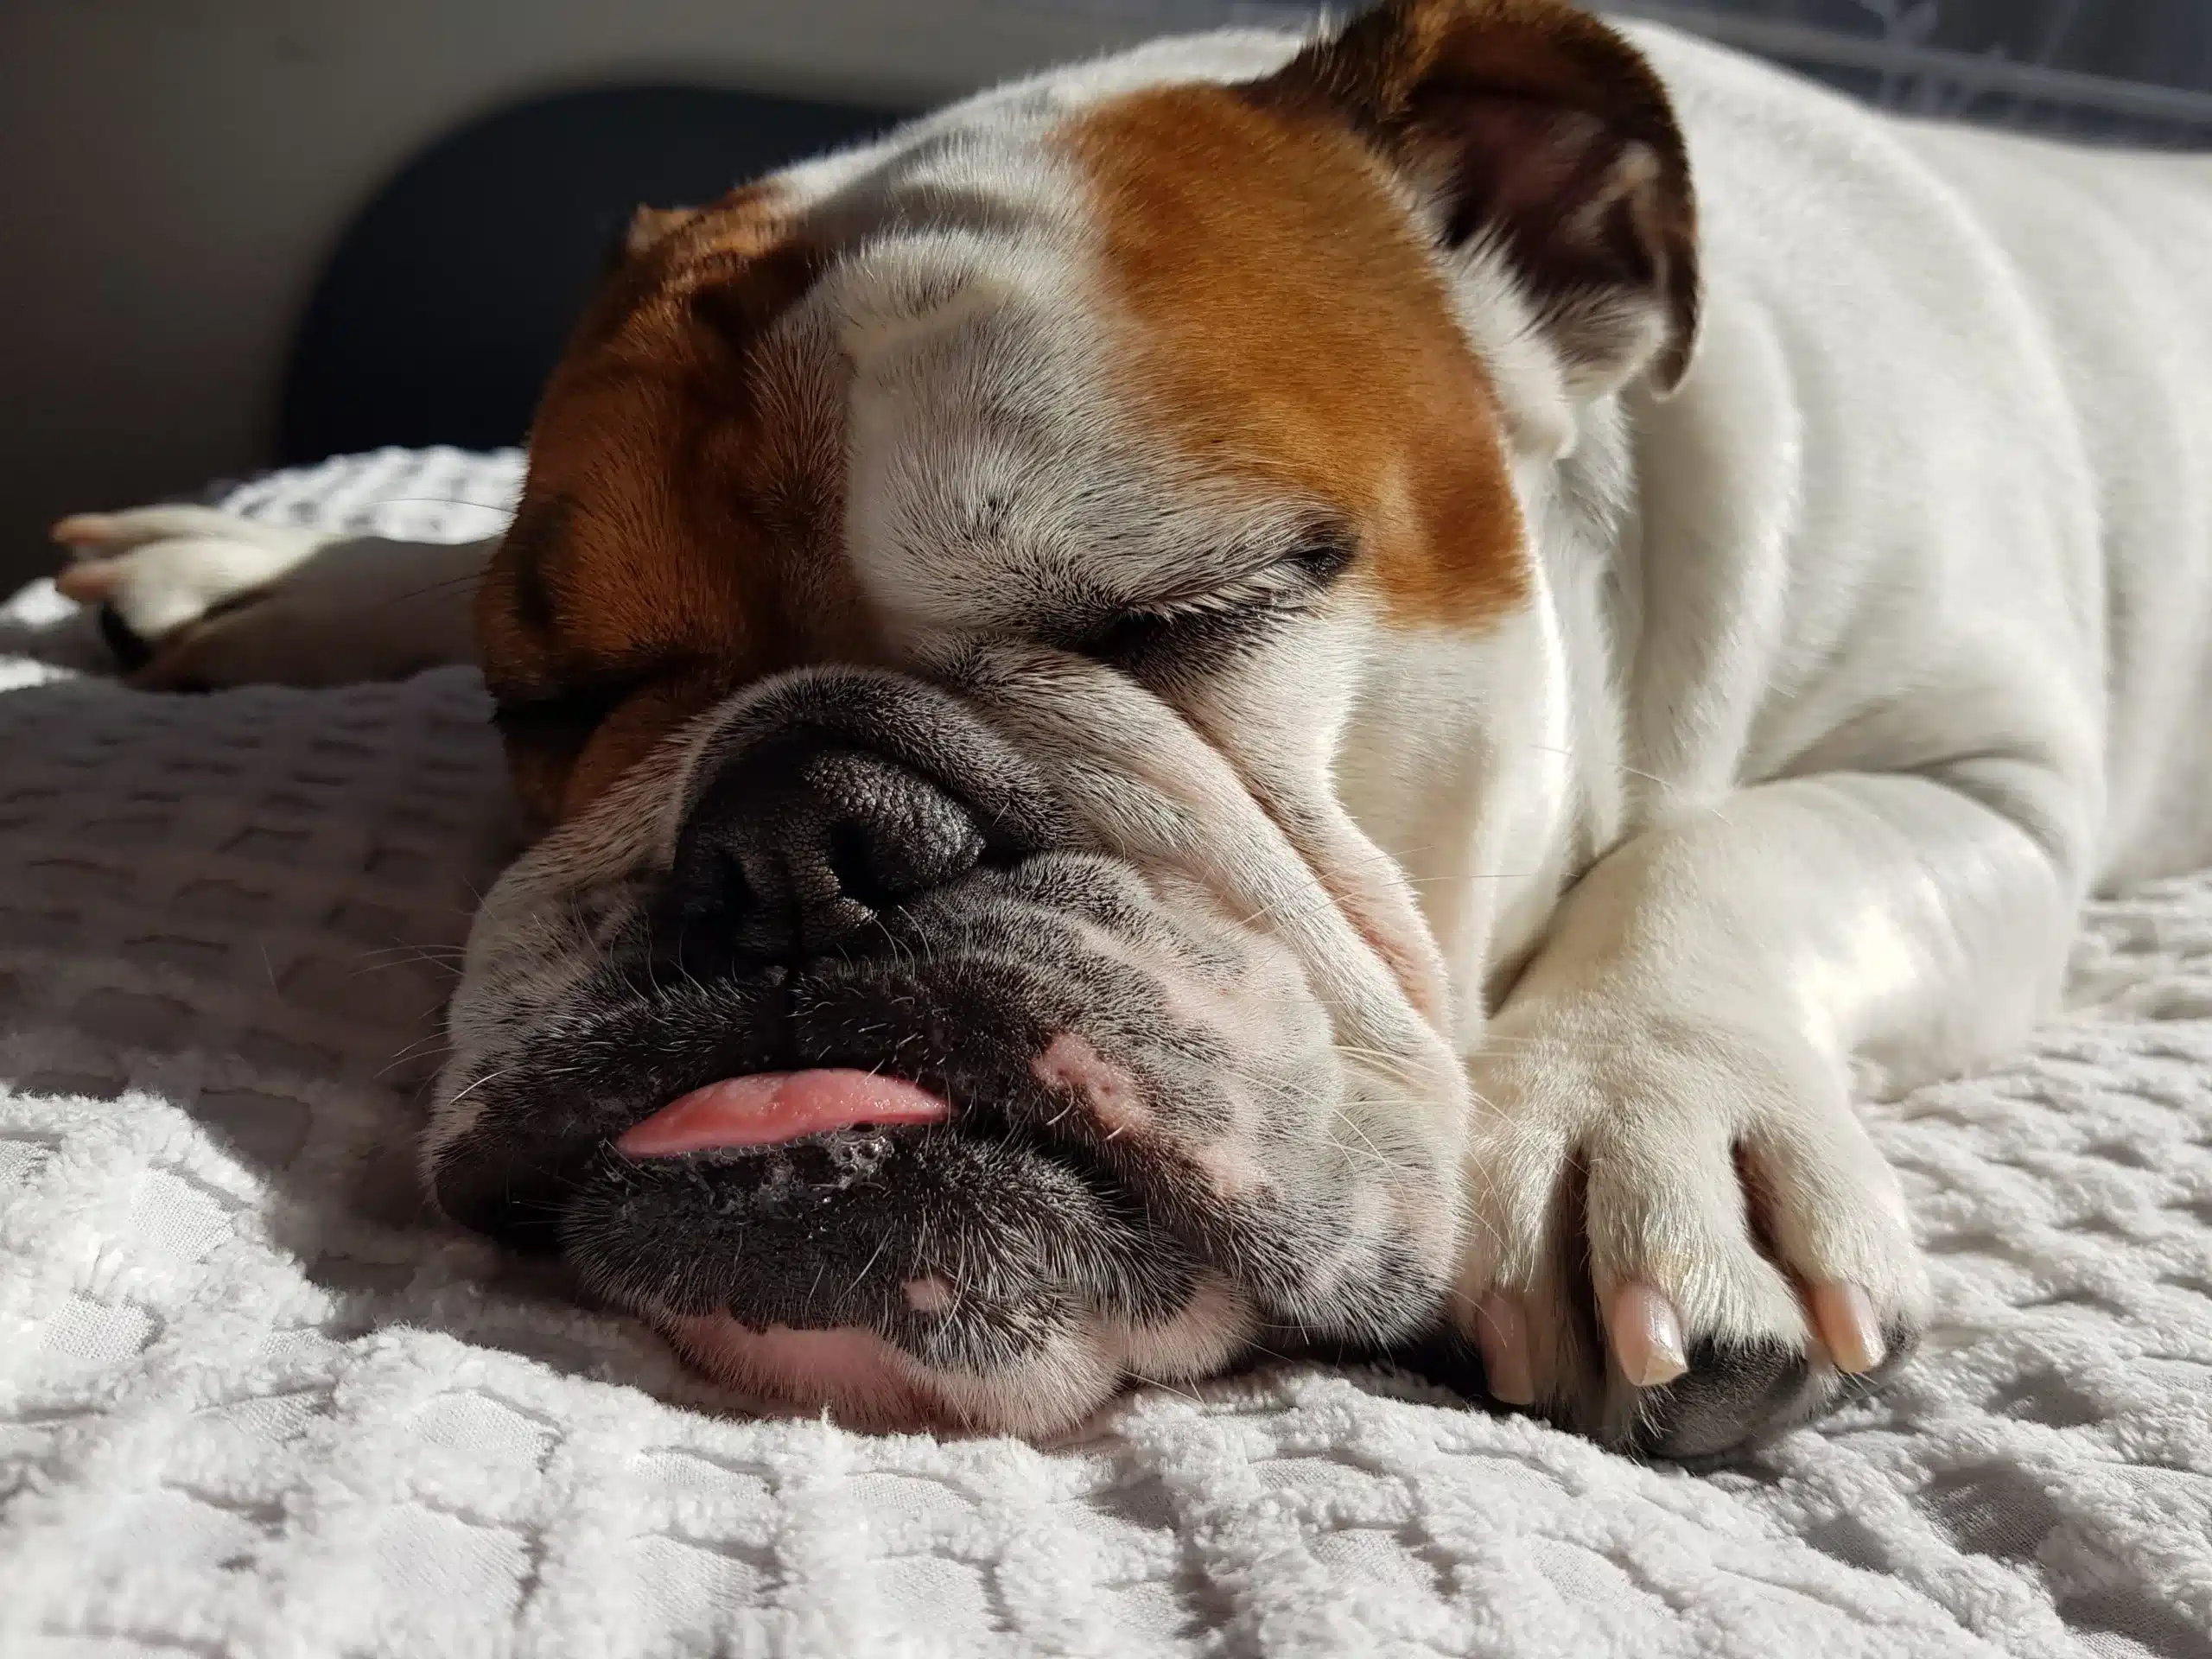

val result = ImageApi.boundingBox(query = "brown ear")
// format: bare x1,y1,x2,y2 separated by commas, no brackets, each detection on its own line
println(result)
1255,0,1700,396
620,204,699,262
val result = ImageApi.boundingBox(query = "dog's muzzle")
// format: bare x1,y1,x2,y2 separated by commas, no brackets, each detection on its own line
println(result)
429,671,1459,1433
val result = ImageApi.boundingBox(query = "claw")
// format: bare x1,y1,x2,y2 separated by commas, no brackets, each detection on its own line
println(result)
1475,1291,1536,1405
1809,1281,1886,1374
1608,1282,1688,1388
50,513,115,547
54,563,122,602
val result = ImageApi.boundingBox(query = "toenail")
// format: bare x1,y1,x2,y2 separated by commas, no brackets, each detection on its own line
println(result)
1810,1281,1886,1373
1610,1283,1688,1388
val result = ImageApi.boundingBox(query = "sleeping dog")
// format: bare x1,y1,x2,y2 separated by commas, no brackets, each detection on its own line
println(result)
53,0,2212,1457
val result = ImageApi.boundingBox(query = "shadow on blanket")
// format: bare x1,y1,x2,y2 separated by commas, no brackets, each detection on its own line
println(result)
0,659,660,1376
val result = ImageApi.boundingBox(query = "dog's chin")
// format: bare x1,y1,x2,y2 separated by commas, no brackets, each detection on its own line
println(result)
652,1270,1256,1437
656,1315,1110,1437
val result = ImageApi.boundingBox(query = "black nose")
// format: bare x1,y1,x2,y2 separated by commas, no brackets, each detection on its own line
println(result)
664,741,988,969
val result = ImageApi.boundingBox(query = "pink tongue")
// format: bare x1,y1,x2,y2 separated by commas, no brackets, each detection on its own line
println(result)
618,1070,950,1156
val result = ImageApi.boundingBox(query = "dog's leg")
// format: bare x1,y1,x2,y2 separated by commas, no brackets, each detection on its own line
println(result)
1456,766,2079,1457
54,505,493,687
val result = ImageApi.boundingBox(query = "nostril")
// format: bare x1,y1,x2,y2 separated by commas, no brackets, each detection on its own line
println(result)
826,819,899,912
656,845,769,978
820,795,988,915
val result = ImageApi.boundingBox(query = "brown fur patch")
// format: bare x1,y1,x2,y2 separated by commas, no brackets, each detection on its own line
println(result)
1062,84,1528,630
475,185,873,819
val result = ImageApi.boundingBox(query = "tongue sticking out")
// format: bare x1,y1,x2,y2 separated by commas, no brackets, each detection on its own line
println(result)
618,1070,950,1157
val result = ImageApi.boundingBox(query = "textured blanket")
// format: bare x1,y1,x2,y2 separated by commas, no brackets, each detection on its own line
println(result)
1,449,2208,1658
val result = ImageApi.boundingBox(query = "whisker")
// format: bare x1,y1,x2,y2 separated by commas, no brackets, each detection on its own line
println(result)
346,494,518,515
442,1065,513,1107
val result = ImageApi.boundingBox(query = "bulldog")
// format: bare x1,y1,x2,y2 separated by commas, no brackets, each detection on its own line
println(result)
51,0,2212,1458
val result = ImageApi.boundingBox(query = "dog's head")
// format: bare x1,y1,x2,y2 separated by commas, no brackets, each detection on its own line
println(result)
429,0,1698,1433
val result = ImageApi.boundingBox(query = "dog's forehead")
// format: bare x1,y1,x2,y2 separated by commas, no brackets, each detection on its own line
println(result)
830,78,1530,639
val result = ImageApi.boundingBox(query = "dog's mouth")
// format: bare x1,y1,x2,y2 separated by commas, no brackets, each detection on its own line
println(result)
607,1066,1103,1436
571,1055,1224,1436
429,858,1460,1433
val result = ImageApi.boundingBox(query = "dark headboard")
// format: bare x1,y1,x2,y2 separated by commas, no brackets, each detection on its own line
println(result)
277,84,907,466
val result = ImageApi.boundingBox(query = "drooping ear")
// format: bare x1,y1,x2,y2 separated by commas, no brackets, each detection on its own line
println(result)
1255,0,1700,398
612,204,699,268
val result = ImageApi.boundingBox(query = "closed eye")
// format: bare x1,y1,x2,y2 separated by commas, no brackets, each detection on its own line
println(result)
489,678,639,749
1077,537,1354,667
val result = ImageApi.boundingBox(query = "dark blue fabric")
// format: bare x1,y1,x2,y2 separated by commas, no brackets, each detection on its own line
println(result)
278,85,905,466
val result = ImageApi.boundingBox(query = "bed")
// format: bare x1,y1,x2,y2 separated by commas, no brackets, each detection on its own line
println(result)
1,448,2207,1657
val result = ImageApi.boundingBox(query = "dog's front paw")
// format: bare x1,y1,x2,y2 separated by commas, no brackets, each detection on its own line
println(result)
1453,1000,1929,1459
53,506,330,686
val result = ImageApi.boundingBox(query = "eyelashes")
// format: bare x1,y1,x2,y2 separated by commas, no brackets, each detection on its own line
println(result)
1080,605,1278,667
1274,537,1357,588
1075,537,1355,669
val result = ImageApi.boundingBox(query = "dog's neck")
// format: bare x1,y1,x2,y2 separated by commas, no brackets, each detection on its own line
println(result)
1338,390,1640,1053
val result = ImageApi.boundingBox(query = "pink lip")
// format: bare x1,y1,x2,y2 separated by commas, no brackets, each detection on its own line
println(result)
616,1069,950,1156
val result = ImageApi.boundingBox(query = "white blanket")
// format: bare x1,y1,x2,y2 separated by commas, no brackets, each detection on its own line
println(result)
1,449,2207,1658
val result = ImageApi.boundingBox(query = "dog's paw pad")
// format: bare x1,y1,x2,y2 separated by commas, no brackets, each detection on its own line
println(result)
1628,1336,1815,1459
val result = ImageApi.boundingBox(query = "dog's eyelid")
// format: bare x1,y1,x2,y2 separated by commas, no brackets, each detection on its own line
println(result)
1131,528,1357,617
1277,531,1356,588
488,671,651,734
1077,532,1354,663
490,696,606,741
